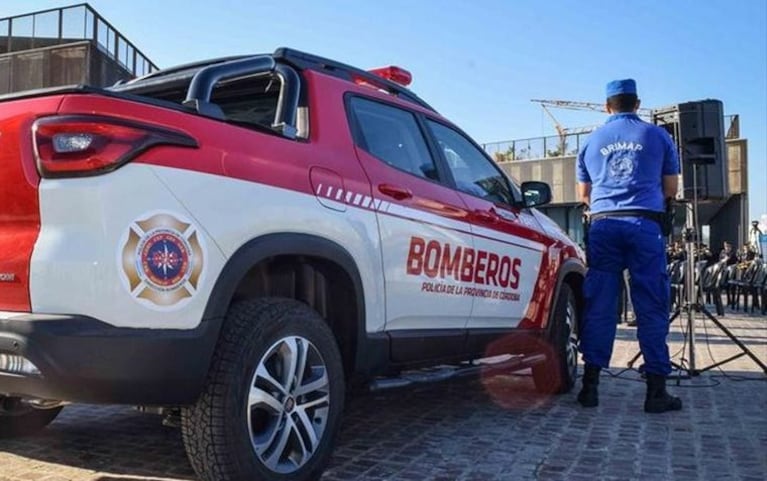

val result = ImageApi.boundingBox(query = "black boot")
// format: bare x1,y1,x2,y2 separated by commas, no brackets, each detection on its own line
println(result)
644,373,683,413
577,364,600,407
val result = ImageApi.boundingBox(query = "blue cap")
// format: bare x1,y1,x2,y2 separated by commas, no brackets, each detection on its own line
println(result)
606,79,637,98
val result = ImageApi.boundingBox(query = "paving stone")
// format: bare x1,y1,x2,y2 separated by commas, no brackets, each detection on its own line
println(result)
0,309,765,480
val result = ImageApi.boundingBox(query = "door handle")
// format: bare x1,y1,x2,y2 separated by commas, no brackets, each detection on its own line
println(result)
378,184,413,200
473,210,499,223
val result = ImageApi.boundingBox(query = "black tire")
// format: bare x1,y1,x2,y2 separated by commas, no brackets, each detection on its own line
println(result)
182,298,345,481
532,283,579,394
0,397,63,438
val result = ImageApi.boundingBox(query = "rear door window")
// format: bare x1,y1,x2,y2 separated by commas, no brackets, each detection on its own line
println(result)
349,97,439,182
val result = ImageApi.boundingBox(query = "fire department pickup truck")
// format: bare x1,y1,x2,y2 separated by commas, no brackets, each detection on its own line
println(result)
0,48,585,481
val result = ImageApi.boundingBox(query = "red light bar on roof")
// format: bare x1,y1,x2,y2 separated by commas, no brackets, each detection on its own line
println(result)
368,66,412,87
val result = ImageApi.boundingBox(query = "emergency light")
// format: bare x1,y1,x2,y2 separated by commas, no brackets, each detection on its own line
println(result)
368,66,413,87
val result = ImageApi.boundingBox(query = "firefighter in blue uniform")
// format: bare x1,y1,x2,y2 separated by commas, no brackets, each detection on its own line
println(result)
576,79,683,413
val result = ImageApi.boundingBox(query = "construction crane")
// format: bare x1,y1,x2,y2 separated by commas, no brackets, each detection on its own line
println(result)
531,99,654,157
532,102,598,157
531,99,653,117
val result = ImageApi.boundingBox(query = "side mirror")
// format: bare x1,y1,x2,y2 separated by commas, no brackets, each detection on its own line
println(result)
520,181,552,208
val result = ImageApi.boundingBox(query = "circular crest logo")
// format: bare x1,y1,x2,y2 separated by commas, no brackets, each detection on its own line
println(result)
608,155,635,182
119,212,204,309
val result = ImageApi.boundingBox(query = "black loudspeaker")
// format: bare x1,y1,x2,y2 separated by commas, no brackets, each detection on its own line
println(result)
685,137,716,164
653,100,728,200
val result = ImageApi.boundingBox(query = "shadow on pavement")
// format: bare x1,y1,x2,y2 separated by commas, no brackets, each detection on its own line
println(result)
0,373,556,481
96,478,180,481
0,405,196,480
1,365,764,481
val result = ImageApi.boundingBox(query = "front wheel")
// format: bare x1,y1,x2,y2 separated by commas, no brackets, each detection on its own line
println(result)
0,397,63,438
182,298,345,481
532,283,579,394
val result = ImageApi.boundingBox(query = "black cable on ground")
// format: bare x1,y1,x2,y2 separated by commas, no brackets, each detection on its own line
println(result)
622,286,766,385
699,309,767,382
601,365,723,388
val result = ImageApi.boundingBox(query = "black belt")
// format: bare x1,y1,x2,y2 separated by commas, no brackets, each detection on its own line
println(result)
590,210,664,224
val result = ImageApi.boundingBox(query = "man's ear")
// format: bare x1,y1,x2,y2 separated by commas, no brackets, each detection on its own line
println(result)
605,101,612,114
635,98,642,111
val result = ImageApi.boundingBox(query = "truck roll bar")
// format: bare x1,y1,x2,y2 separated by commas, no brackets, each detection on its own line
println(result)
183,56,301,139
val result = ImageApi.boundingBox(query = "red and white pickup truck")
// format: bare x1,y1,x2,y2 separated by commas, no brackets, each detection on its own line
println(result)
0,48,585,481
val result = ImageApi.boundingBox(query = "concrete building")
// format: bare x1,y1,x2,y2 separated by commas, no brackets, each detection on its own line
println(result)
484,113,749,252
3,5,750,256
0,3,156,94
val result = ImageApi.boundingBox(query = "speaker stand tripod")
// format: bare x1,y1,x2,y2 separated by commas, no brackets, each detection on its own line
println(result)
627,201,767,377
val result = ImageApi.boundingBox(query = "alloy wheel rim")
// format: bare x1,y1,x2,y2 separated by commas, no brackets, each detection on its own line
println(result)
246,336,330,474
565,301,578,379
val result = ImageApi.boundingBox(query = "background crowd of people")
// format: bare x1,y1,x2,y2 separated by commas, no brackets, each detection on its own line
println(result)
665,240,760,266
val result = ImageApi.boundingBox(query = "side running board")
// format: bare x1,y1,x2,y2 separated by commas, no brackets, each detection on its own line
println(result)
368,353,547,392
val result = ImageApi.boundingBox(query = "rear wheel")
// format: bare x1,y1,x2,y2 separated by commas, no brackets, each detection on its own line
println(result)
0,396,63,438
182,298,345,481
532,283,578,394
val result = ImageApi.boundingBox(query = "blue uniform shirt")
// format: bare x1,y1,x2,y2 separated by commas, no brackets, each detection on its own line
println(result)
576,113,680,214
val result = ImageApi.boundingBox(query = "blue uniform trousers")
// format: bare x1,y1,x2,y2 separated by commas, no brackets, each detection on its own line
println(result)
580,217,672,375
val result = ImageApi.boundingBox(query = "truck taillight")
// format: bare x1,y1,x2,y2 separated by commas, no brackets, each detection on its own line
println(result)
33,115,197,178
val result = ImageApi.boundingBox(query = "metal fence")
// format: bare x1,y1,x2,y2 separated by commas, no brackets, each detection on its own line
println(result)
724,114,738,139
484,114,740,163
0,3,157,78
483,130,591,162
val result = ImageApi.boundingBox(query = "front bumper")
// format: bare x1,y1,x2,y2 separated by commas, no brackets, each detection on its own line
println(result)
0,312,219,405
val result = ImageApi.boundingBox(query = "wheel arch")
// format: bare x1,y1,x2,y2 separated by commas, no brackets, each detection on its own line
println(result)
547,258,586,333
531,257,585,395
201,233,367,377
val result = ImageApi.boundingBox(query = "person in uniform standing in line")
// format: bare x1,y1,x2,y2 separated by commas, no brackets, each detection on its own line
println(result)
576,79,683,413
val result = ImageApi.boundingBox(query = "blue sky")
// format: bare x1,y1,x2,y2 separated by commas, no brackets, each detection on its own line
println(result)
5,0,766,219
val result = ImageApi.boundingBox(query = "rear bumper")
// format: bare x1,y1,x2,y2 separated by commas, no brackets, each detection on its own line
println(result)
0,312,219,405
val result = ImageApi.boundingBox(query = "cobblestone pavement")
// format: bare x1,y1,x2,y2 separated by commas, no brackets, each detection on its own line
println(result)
1,308,765,481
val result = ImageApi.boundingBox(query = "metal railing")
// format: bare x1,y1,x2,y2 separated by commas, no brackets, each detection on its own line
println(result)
725,114,739,139
0,3,157,77
484,114,741,162
483,130,592,162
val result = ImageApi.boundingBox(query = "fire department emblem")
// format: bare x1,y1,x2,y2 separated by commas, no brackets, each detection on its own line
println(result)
119,212,204,308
